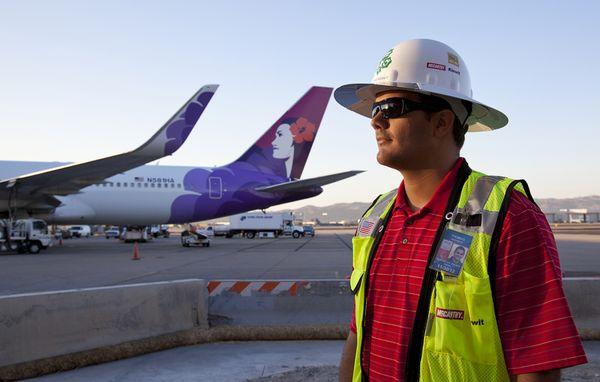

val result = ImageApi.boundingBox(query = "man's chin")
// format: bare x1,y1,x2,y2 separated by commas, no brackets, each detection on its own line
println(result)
376,153,402,170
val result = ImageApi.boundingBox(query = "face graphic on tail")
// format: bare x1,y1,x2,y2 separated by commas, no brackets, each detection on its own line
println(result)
271,117,317,178
272,123,294,160
236,87,330,180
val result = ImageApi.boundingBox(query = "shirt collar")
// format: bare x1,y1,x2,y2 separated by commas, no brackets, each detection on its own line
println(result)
394,157,465,216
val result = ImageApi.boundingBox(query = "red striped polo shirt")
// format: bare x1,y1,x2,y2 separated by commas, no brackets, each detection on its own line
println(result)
350,158,586,381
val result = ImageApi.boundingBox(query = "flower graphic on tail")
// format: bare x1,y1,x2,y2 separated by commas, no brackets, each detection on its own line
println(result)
290,117,316,144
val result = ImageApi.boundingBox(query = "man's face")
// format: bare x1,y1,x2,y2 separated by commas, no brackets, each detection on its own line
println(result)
371,91,436,170
454,246,465,260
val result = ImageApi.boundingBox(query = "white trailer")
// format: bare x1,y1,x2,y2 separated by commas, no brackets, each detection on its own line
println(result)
227,212,304,239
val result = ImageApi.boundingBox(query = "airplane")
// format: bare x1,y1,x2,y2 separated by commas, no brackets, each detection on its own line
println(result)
0,85,362,226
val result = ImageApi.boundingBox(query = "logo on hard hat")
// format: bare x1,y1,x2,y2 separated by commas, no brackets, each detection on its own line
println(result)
448,52,459,67
376,49,393,74
427,62,446,71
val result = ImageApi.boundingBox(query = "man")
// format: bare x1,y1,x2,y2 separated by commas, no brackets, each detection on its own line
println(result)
448,246,466,264
334,39,587,382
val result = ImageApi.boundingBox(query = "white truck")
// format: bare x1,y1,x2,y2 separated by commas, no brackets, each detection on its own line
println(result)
0,219,53,254
68,225,91,238
227,212,304,239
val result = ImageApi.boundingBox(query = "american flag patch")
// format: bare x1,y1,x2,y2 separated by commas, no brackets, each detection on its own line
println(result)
358,218,377,237
134,176,144,182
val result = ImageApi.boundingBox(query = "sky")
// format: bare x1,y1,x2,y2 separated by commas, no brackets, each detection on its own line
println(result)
0,1,598,210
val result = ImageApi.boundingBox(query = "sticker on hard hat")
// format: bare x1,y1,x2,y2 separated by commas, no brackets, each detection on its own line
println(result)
427,62,446,71
448,52,460,67
448,67,461,75
376,49,393,75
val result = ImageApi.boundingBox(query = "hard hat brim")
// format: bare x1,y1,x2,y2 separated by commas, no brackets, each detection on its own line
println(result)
334,83,508,132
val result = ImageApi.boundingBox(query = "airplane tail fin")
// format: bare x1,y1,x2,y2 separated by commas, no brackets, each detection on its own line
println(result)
233,86,333,179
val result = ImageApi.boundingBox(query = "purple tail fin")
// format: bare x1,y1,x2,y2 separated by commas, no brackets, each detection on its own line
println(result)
233,86,333,179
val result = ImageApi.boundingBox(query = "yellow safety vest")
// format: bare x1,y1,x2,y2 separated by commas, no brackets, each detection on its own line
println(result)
350,162,534,382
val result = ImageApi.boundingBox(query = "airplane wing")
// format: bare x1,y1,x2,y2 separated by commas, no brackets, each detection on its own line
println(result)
254,170,364,193
0,85,218,211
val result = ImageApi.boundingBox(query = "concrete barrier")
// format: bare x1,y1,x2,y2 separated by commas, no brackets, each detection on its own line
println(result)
563,277,600,339
0,279,207,368
208,280,352,326
207,278,600,339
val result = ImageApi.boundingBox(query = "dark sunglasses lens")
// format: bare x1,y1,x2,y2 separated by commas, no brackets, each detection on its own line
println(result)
371,105,380,118
372,102,403,119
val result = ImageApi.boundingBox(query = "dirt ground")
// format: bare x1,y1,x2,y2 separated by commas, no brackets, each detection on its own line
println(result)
247,342,600,382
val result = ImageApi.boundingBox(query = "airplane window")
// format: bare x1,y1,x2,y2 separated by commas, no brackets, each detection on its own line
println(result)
171,184,175,188
137,183,141,188
116,182,121,187
109,182,113,187
177,184,182,188
144,183,148,188
157,183,162,188
151,183,155,188
130,183,134,187
124,183,128,187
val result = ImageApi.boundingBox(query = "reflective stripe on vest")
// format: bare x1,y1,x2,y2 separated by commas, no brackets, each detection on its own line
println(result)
350,170,531,382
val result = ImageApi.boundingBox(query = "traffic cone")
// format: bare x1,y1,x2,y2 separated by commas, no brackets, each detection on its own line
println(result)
132,241,140,260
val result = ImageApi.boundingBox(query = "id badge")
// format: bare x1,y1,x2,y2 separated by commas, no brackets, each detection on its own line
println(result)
429,229,473,277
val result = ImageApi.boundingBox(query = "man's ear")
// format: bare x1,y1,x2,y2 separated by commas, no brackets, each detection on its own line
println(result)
432,109,455,139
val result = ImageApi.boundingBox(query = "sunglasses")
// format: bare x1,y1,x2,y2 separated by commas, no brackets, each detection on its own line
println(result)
371,97,444,119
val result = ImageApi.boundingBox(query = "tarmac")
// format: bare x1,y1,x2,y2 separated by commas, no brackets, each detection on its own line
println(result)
1,231,599,296
27,340,600,381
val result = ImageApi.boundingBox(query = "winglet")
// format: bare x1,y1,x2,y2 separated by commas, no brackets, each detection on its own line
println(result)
255,170,364,193
136,84,219,157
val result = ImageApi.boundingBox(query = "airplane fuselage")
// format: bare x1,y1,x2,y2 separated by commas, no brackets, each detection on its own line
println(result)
0,161,321,225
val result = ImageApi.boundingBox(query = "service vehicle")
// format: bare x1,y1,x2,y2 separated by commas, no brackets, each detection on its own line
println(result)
68,225,91,238
149,224,170,238
121,226,151,243
105,226,120,239
302,225,315,237
180,230,210,247
0,219,53,254
227,212,304,239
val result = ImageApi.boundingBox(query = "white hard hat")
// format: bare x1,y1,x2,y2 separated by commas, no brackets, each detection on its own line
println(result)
334,39,508,132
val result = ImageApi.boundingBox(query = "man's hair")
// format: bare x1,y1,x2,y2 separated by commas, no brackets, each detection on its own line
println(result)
452,116,468,149
418,94,471,149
